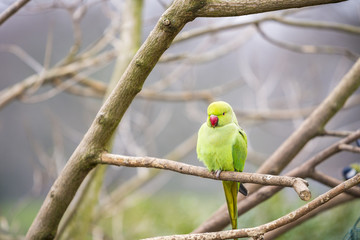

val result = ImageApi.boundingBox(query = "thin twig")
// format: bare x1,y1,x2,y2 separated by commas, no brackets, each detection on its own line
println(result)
318,129,353,137
0,50,116,109
338,143,360,153
256,24,360,61
269,15,360,35
139,81,242,102
0,44,43,72
0,0,31,26
173,12,360,45
161,27,255,63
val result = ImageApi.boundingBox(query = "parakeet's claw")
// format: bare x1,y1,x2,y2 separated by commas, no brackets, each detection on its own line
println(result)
239,183,248,196
215,170,222,179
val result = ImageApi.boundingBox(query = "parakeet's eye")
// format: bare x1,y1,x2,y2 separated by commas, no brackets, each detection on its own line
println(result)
222,112,225,115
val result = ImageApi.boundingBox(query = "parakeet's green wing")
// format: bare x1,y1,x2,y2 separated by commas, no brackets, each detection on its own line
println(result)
232,128,247,172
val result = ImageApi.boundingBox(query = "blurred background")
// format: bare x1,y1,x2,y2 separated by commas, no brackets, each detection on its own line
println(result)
0,0,360,239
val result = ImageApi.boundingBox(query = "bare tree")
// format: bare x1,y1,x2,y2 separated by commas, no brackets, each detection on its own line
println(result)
0,0,359,239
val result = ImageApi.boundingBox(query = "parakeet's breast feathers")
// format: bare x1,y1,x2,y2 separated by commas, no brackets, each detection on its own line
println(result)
197,122,244,171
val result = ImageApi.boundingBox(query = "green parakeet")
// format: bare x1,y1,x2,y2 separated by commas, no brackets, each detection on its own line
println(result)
196,101,248,238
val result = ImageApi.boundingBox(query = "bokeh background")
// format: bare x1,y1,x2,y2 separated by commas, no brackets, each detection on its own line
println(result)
1,0,360,239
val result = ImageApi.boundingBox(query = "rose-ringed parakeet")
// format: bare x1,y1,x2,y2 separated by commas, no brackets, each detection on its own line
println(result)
197,101,248,237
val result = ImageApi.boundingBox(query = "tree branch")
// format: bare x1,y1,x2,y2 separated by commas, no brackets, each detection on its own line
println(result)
338,143,360,153
256,24,359,61
195,0,345,18
268,15,360,35
0,50,116,110
0,0,30,26
264,193,356,240
173,11,360,45
96,132,198,219
309,170,360,197
100,152,311,200
143,174,360,240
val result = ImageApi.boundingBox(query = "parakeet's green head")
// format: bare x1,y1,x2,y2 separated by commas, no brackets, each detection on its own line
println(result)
206,101,234,128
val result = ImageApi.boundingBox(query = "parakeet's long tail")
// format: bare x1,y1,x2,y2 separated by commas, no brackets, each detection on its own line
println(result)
222,180,239,240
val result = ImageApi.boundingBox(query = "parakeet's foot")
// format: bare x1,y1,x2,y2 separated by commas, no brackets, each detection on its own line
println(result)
215,170,222,178
239,183,248,196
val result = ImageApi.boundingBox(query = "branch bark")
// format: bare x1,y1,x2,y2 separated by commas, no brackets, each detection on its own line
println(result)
195,0,345,17
0,0,30,26
264,193,356,239
309,170,360,197
339,143,360,153
100,153,311,200
143,174,360,240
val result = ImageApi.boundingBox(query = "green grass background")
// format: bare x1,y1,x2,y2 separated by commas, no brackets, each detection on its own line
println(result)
1,192,359,239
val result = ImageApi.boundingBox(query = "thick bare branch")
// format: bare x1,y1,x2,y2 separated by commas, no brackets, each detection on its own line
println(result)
97,133,198,218
100,152,310,200
143,174,360,240
339,143,360,153
195,0,345,17
264,193,356,240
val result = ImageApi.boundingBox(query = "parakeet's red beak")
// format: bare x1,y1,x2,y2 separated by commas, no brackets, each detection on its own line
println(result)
210,115,218,127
